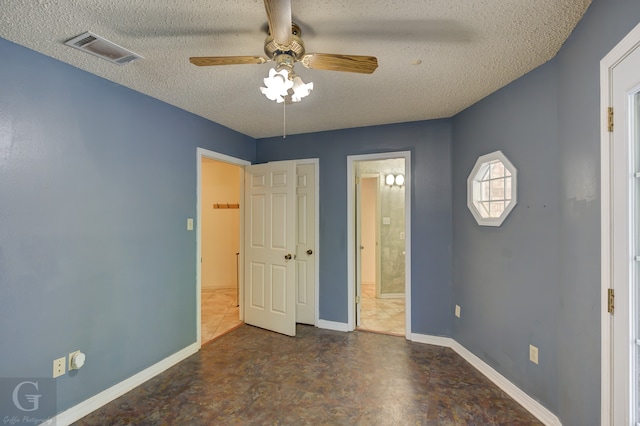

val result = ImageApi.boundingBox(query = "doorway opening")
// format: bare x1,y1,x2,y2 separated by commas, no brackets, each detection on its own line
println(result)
196,148,249,347
347,152,411,338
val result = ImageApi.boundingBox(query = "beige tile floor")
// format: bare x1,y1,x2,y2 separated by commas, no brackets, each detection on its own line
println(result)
203,284,402,342
201,288,242,345
358,283,405,335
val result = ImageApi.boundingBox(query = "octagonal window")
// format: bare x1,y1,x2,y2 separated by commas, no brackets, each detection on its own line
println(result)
467,150,517,227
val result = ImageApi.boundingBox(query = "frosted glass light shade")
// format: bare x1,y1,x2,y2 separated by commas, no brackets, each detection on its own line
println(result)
385,174,395,185
260,68,293,103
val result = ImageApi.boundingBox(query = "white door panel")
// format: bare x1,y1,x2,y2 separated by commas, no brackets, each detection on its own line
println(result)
244,161,296,336
295,163,316,325
610,38,640,426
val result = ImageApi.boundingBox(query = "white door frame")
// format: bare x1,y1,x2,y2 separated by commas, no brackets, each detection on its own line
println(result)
196,147,250,347
600,21,640,426
347,151,412,338
296,158,320,326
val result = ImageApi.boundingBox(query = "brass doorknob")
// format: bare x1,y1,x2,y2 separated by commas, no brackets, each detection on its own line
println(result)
284,254,292,260
306,249,313,255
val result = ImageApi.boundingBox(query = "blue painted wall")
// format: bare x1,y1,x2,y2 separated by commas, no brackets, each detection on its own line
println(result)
256,120,453,336
3,0,640,421
452,0,640,424
0,38,255,413
452,59,561,413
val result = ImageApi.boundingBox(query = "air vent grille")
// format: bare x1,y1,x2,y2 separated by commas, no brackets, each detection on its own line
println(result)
65,32,142,65
73,35,97,47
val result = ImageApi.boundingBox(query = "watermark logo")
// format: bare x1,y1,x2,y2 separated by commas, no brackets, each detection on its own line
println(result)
12,382,41,412
0,379,55,425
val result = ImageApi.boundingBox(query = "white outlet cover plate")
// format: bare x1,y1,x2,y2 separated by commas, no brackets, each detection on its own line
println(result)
53,357,66,378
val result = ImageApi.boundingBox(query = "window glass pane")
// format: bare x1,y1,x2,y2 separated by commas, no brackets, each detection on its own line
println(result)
490,201,504,218
479,201,490,218
505,177,512,200
480,166,490,181
505,168,512,177
490,161,505,179
491,179,505,201
481,181,490,202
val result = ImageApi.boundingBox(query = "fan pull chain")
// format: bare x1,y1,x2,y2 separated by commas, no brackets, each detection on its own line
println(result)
283,100,286,139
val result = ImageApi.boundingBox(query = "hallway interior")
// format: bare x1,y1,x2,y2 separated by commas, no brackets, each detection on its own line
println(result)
201,288,242,344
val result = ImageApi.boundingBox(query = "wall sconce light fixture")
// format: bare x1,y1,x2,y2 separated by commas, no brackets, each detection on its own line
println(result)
385,174,405,186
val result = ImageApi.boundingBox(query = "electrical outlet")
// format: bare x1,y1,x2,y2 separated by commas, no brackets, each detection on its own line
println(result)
455,305,461,318
53,357,66,378
529,345,539,365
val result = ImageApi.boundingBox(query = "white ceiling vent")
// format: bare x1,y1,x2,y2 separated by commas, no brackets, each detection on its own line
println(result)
65,32,143,65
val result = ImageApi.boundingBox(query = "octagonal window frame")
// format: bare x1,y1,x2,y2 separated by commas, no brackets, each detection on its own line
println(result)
467,150,517,227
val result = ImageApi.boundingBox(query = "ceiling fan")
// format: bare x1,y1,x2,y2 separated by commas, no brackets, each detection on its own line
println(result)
189,0,378,103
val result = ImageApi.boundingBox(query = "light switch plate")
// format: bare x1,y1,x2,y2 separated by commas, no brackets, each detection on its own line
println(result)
529,345,539,364
187,218,194,230
455,305,461,318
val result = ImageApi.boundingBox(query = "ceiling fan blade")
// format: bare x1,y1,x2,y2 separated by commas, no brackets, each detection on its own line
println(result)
301,53,379,74
189,56,268,66
264,0,292,47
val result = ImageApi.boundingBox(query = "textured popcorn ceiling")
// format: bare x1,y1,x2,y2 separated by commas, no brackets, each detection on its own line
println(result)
0,0,591,138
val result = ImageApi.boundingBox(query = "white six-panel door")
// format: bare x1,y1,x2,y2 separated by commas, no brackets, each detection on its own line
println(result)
602,22,640,426
295,163,316,325
244,161,296,336
611,40,640,426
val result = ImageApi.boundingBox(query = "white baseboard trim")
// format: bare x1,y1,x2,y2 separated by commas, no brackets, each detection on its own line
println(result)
48,332,560,426
317,319,350,332
450,341,562,426
202,285,236,290
379,292,405,299
51,342,200,426
411,334,561,426
410,333,454,347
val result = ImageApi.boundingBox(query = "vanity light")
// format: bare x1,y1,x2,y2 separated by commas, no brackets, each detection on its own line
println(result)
385,174,395,185
385,174,405,187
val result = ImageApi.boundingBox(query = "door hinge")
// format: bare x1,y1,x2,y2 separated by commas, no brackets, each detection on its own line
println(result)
355,295,361,304
355,176,360,185
607,288,615,314
608,107,614,132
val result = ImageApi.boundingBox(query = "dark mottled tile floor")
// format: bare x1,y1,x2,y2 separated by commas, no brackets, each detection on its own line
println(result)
74,325,543,425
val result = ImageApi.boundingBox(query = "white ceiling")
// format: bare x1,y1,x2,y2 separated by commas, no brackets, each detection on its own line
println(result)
0,0,591,139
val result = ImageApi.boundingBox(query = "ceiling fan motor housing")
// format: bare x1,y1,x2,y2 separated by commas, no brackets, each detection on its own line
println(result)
264,23,305,60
